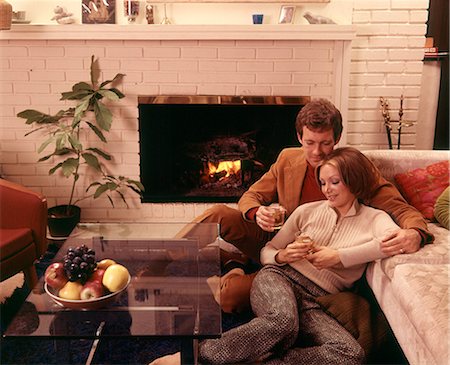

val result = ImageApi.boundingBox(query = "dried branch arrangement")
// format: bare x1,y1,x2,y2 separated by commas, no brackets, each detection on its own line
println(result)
379,95,413,149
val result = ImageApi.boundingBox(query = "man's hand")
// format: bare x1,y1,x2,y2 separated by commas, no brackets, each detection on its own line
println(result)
255,206,277,232
380,228,421,256
307,246,341,270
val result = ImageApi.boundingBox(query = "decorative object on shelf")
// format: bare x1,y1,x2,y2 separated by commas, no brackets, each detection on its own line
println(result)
278,5,295,24
145,2,154,24
160,3,171,24
51,6,75,24
252,13,263,24
82,0,115,24
16,56,144,237
124,0,139,23
0,0,12,30
379,95,413,150
303,11,335,24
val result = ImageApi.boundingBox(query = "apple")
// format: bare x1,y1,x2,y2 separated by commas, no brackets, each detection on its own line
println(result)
97,258,116,270
58,281,83,300
80,280,105,300
102,264,130,292
89,268,106,283
44,262,68,290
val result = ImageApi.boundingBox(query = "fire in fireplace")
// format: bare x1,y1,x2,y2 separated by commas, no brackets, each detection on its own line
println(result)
138,95,309,203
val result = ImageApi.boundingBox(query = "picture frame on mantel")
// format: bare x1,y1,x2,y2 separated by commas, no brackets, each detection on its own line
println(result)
278,5,295,24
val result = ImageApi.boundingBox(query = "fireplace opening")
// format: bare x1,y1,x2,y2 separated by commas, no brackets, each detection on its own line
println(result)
138,95,309,203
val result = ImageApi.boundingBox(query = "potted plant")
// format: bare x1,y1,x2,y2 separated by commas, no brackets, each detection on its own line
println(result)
17,56,144,237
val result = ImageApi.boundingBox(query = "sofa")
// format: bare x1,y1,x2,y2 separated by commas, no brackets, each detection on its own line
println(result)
363,150,449,365
0,179,48,289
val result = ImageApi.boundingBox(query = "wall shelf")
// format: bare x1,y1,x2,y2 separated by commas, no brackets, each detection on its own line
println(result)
1,24,355,41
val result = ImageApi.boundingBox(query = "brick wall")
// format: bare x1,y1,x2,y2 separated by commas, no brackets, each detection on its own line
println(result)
0,0,430,223
348,0,429,149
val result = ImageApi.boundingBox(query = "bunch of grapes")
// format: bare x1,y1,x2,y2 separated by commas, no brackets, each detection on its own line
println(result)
63,244,96,284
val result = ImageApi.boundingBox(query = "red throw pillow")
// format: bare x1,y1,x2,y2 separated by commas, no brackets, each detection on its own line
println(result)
394,160,450,219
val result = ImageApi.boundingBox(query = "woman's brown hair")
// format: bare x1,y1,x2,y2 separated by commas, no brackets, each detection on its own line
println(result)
316,147,381,201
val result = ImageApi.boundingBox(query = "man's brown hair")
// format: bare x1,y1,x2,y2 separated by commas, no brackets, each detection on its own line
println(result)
316,147,381,201
295,98,343,141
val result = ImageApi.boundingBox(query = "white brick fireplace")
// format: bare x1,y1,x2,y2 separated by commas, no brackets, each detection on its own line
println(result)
0,24,366,223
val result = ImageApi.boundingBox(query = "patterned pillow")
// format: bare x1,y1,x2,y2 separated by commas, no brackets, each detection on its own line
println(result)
394,160,449,220
434,186,449,229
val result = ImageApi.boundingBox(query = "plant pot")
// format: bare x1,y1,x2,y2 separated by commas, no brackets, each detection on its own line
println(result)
48,205,81,238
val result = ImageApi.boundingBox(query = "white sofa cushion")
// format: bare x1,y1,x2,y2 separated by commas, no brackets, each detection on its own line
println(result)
391,263,449,365
379,223,450,279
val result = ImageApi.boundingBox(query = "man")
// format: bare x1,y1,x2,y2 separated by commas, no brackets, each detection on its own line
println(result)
194,98,432,313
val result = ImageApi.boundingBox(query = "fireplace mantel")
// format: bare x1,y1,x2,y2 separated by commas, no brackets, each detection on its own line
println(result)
1,24,355,41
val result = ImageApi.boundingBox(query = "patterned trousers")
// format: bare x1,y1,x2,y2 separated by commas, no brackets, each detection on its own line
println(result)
199,265,365,365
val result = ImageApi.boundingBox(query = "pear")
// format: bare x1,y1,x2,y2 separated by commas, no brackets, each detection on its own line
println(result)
59,281,83,300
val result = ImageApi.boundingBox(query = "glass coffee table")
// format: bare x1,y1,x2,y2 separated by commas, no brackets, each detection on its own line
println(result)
3,222,221,365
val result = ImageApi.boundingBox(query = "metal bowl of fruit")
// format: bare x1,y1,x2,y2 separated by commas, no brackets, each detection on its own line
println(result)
44,244,131,310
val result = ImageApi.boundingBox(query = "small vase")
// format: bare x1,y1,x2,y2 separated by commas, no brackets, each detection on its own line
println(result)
0,0,12,30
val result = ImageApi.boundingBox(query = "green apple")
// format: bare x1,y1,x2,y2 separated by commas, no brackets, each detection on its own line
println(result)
97,258,116,270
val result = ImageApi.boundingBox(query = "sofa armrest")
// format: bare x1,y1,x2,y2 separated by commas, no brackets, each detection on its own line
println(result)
0,179,48,257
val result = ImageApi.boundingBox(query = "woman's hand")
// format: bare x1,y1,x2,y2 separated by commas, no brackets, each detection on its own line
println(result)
275,241,313,264
307,246,342,270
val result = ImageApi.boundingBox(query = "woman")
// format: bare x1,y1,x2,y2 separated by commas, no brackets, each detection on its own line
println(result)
150,147,400,365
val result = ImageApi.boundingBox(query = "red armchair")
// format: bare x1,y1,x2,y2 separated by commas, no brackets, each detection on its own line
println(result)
0,179,48,289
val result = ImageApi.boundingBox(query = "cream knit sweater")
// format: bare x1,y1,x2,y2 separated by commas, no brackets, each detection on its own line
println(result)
260,200,400,294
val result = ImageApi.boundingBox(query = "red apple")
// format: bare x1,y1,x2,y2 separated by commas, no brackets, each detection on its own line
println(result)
88,268,106,283
80,280,105,300
44,262,68,290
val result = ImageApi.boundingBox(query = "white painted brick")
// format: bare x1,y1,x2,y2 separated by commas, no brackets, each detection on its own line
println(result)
119,60,158,71
0,46,28,57
389,24,427,36
350,61,367,73
353,0,390,10
160,60,198,71
348,121,381,133
408,37,427,48
350,74,385,85
218,48,256,59
257,48,293,59
159,85,197,95
106,48,144,58
237,61,273,72
144,48,181,58
0,83,13,93
352,49,388,61
352,11,371,23
271,85,311,96
388,49,425,60
410,10,430,23
404,62,423,73
373,10,410,23
237,86,272,95
200,61,237,72
349,86,365,97
274,61,309,72
143,72,177,83
0,71,29,81
366,86,404,97
10,59,46,70
392,0,429,10
46,58,84,70
293,48,330,60
29,70,65,82
293,73,328,84
66,47,106,58
367,61,403,73
198,85,237,95
14,83,51,94
0,94,31,105
257,73,291,84
356,24,390,36
179,72,254,84
351,37,370,48
386,74,422,85
182,47,218,59
369,36,409,48
29,47,65,57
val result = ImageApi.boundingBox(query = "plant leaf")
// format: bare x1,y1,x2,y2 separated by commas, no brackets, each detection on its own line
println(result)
86,121,107,142
68,134,82,151
74,95,92,122
87,147,111,160
49,162,63,175
38,136,55,153
97,89,120,101
99,73,125,88
127,179,145,192
93,99,112,131
108,87,125,99
82,152,102,172
61,158,79,177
